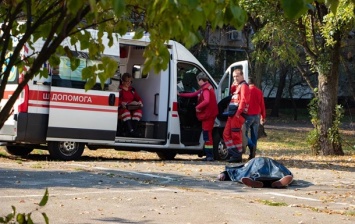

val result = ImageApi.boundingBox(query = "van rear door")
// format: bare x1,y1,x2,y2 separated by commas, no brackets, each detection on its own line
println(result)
46,57,119,144
46,86,118,144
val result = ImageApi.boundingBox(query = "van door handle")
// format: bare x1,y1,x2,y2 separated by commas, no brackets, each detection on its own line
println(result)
108,94,115,106
33,80,50,85
154,93,159,116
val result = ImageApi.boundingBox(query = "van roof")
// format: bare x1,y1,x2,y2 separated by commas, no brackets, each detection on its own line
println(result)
27,29,208,78
118,32,204,68
61,29,120,58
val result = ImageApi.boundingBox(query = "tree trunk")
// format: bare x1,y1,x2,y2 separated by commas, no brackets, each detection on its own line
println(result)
270,66,288,117
253,61,265,88
317,49,344,155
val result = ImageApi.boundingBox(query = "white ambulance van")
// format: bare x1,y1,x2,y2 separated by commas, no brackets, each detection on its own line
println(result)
0,30,248,161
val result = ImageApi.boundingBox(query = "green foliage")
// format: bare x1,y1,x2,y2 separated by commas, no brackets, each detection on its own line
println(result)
327,104,344,146
0,189,49,224
307,95,321,155
280,0,309,19
307,95,345,155
280,0,353,19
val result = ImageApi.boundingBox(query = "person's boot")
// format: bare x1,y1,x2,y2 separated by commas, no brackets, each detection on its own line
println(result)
131,120,138,130
227,147,242,163
131,120,141,137
202,148,214,161
124,120,135,137
248,145,256,161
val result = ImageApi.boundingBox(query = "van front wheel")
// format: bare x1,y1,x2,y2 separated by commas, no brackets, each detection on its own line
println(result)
48,141,85,161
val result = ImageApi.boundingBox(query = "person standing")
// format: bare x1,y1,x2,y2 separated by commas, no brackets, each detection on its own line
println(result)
178,72,218,161
118,73,143,137
244,77,266,160
223,69,250,163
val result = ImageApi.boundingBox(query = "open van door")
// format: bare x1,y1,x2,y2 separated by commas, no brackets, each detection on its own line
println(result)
216,60,249,101
213,60,249,160
45,57,119,160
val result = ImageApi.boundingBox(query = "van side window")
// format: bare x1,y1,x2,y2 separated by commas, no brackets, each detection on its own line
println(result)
54,56,110,90
177,63,203,92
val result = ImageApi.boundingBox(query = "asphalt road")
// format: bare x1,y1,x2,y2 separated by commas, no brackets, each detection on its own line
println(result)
0,153,354,224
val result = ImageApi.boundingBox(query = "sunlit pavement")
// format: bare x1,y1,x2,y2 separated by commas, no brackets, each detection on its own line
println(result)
0,158,354,224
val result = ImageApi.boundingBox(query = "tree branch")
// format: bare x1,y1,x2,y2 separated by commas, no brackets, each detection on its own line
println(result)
297,17,318,61
296,62,316,91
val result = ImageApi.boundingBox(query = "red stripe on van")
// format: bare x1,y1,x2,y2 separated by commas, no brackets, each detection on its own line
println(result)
25,90,118,107
4,91,14,99
18,76,29,113
50,92,119,106
18,85,29,113
28,90,50,101
172,102,178,111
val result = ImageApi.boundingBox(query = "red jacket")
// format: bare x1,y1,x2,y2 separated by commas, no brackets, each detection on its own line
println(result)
230,82,238,95
179,82,218,121
118,85,143,106
248,85,266,119
230,80,250,116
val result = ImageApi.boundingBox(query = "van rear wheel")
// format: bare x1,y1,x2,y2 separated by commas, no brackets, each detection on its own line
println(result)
213,130,229,160
156,151,177,160
48,141,85,161
5,146,34,156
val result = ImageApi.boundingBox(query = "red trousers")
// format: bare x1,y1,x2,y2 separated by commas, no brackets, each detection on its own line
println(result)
119,108,142,121
223,115,245,152
202,119,215,150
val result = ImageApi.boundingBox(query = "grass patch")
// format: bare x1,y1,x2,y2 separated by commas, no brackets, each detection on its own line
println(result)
0,151,7,157
73,167,86,171
258,129,310,156
30,163,44,169
345,210,355,216
258,199,288,206
259,128,355,155
32,149,48,155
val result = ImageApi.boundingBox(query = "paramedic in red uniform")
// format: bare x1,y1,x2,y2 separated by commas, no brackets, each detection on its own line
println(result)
178,72,218,161
118,73,143,137
223,69,250,163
